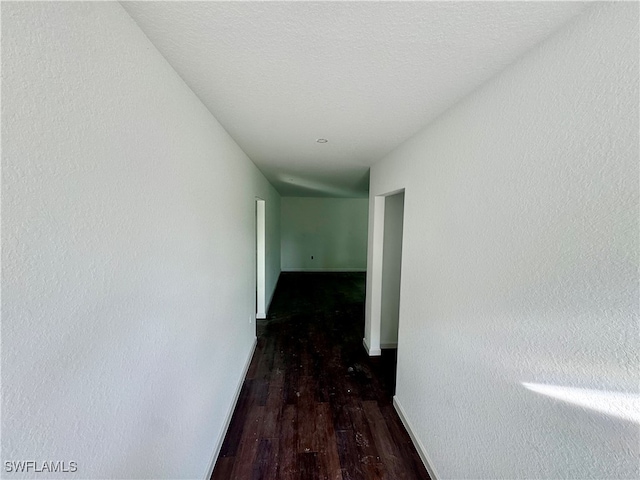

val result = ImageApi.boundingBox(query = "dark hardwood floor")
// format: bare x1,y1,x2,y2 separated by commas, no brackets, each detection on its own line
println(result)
211,273,430,480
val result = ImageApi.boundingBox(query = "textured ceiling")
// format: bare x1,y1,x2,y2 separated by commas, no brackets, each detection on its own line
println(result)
121,1,588,197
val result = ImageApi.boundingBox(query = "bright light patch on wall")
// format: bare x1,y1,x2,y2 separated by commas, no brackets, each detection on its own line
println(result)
522,382,640,424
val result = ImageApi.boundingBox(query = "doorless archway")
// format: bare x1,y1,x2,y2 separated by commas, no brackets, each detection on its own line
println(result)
364,189,405,356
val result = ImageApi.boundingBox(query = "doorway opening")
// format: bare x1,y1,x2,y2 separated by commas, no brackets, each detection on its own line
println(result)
364,189,405,394
380,190,404,394
255,198,266,321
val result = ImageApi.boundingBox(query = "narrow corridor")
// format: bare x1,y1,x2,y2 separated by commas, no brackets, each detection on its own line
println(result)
211,273,430,480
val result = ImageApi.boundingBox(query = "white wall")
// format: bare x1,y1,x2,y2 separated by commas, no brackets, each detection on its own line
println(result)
281,197,368,272
263,198,281,312
380,192,404,348
2,3,280,479
366,3,638,479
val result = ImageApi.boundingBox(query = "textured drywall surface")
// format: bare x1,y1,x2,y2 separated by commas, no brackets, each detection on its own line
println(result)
2,3,280,479
367,3,639,479
121,2,588,197
281,198,368,272
380,192,404,346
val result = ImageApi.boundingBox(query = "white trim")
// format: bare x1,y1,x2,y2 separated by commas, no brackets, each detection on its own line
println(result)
364,195,385,355
380,342,397,349
281,268,366,272
393,396,440,480
204,337,257,480
363,337,381,356
255,199,266,318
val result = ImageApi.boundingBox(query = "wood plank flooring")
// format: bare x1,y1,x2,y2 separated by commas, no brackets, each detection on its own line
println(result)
211,273,430,480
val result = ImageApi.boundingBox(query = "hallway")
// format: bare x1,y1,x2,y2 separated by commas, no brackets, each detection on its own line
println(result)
4,3,637,478
211,273,430,480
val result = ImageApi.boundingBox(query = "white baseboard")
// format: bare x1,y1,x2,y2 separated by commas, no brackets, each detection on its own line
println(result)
204,337,257,479
380,342,397,349
282,268,366,272
393,396,440,480
362,337,381,356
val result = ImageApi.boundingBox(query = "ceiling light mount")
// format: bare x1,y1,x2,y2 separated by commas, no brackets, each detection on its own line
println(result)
316,138,328,143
